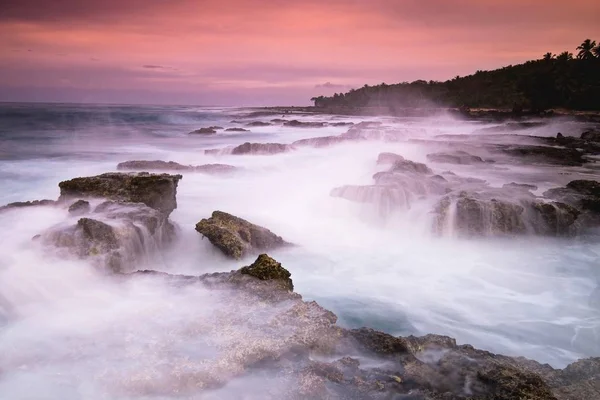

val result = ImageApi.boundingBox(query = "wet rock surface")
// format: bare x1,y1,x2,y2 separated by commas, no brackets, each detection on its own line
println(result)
195,211,288,259
189,127,218,135
119,255,595,399
68,199,91,215
283,120,326,128
117,160,239,174
30,173,182,271
427,150,485,164
0,199,55,212
59,172,182,216
231,142,293,155
225,127,250,132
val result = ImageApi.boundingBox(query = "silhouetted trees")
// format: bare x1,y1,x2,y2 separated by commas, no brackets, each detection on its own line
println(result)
313,40,600,111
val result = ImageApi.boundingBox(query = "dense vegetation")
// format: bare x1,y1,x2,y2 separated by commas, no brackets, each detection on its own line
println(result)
312,40,600,111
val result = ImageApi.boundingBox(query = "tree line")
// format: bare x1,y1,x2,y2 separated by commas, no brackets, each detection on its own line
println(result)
311,40,600,112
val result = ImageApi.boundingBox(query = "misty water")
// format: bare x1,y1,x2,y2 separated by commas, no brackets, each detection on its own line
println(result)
0,103,599,398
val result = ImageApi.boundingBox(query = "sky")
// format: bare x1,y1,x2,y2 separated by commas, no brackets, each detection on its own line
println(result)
1,0,599,106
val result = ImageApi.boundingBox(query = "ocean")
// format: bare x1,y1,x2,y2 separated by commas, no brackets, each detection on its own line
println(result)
0,102,598,398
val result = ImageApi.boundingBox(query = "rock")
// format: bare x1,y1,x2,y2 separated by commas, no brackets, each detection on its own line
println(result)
581,129,600,142
292,136,349,148
544,180,600,213
283,120,325,128
557,132,564,139
530,202,580,236
68,199,90,215
434,191,581,237
189,127,217,135
58,172,182,217
239,254,293,291
43,199,173,272
0,199,55,213
501,145,585,166
117,160,193,171
119,259,597,399
117,161,237,174
225,127,249,132
245,121,272,127
503,182,538,191
330,122,354,127
230,142,292,155
270,118,287,123
434,193,526,236
195,211,288,259
194,164,239,174
209,126,224,130
376,152,405,164
389,159,432,174
426,150,485,164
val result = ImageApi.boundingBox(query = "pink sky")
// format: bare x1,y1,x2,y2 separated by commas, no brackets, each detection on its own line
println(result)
1,0,599,106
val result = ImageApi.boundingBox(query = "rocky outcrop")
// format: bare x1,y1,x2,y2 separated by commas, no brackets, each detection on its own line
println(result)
68,199,90,215
245,121,272,127
0,199,55,213
433,191,581,237
189,127,217,135
239,254,293,291
59,172,182,217
376,152,405,164
283,120,326,128
427,150,485,164
195,211,288,259
35,173,182,272
225,127,249,132
118,256,593,400
117,160,193,171
544,180,600,231
387,159,432,174
501,145,586,166
292,136,349,148
231,142,293,155
581,129,600,142
117,160,238,174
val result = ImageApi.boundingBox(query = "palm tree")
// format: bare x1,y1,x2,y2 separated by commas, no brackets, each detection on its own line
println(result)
543,52,554,61
556,51,573,61
593,44,600,58
576,39,596,60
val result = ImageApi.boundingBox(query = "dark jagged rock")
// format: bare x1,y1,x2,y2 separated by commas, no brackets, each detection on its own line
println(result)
120,257,586,400
376,152,405,165
68,199,90,215
544,180,600,213
58,172,182,217
434,191,581,237
427,150,485,165
117,160,238,174
245,121,272,127
292,136,349,148
189,127,217,135
389,159,432,174
501,145,585,166
0,199,55,213
195,211,288,259
434,193,527,236
331,121,354,127
231,142,292,155
209,126,224,130
117,160,193,171
239,254,293,291
283,120,326,128
194,164,239,174
503,182,538,191
581,129,600,142
225,127,249,132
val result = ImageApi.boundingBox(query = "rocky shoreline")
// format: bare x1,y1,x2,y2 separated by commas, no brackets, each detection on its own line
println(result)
2,160,599,398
